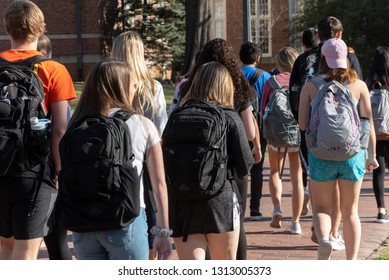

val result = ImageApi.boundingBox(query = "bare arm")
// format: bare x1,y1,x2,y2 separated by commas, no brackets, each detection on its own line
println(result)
240,106,256,141
50,100,69,175
298,82,316,131
146,142,172,259
251,115,262,164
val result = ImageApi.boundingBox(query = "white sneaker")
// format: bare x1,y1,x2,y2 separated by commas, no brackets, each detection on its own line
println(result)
288,221,302,235
270,209,282,228
301,188,310,216
318,240,332,260
329,233,345,251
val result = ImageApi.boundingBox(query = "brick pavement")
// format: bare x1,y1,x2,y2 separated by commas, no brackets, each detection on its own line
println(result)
38,158,389,260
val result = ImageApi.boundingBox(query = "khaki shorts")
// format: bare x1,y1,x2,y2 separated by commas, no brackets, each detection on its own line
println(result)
268,144,299,153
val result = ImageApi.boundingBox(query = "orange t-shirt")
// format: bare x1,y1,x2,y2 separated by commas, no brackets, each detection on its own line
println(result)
0,49,76,109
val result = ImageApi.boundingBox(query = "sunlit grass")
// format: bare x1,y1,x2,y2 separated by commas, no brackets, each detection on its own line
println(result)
374,247,389,260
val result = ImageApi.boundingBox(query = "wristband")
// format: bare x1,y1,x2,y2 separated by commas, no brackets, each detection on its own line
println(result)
150,226,173,237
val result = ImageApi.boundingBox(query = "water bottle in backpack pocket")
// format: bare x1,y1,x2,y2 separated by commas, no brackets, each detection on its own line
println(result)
30,117,51,142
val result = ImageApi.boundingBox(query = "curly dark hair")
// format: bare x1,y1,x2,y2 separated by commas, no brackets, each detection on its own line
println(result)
179,38,256,106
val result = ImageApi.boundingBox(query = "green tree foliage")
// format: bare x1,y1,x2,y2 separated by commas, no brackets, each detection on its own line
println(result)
293,0,389,76
100,0,185,78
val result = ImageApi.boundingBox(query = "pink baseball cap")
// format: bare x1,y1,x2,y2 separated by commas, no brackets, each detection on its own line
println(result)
321,38,348,69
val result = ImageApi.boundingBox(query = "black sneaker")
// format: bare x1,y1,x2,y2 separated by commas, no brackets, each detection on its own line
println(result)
249,211,263,221
377,212,389,224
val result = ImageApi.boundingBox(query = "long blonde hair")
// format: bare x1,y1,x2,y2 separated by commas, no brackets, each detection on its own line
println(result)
181,62,234,107
69,59,134,127
111,31,158,119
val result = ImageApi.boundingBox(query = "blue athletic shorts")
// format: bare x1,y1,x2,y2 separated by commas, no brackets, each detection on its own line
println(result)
308,150,365,182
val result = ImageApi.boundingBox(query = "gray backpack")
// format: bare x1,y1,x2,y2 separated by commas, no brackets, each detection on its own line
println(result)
306,76,369,161
263,75,299,148
370,84,389,136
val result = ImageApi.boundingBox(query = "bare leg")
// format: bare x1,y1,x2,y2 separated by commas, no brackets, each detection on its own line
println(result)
207,226,240,260
173,234,207,260
0,237,14,260
12,238,43,260
338,178,362,260
268,149,284,210
310,179,337,243
330,184,342,238
288,152,304,223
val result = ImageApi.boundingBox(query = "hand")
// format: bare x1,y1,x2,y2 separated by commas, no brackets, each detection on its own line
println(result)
366,158,379,172
153,236,172,260
252,146,262,164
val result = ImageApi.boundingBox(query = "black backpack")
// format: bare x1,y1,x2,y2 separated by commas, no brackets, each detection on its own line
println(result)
58,110,140,232
0,55,50,176
162,99,228,202
248,68,264,124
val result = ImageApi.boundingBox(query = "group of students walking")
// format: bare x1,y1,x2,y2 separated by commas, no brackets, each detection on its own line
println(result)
0,1,387,261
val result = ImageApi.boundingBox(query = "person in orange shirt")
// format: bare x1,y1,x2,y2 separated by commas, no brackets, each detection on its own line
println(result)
0,0,76,260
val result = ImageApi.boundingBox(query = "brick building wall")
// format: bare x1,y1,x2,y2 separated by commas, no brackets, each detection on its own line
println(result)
225,0,244,56
268,0,290,70
0,0,101,81
225,0,290,73
0,0,292,81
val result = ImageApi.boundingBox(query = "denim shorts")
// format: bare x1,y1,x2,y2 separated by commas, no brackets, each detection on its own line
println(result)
308,150,365,182
72,208,148,260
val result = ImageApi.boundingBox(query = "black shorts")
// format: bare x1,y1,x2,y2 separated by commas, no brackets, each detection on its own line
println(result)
0,164,57,240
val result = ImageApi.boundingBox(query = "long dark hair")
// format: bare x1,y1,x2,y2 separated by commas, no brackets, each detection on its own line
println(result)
179,38,256,106
366,46,389,90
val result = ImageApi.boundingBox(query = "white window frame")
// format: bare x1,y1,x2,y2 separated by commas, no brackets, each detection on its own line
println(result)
249,0,272,57
213,0,226,39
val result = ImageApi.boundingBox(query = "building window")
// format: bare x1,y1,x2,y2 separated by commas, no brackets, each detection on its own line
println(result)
213,0,226,39
249,0,271,56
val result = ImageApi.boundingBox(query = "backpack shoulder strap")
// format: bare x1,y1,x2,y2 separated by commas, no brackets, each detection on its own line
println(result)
269,75,281,90
249,69,264,86
112,109,135,122
0,55,50,75
28,55,51,75
310,76,327,89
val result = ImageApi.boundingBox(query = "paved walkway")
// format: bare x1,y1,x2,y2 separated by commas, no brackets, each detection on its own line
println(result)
38,158,389,260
